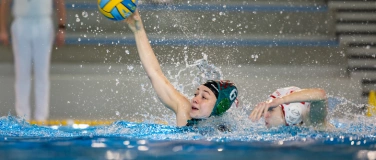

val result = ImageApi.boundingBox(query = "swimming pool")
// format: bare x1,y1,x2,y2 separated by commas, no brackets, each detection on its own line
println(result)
1,98,375,160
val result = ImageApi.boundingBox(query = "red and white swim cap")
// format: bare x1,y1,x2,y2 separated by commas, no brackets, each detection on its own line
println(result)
268,86,310,126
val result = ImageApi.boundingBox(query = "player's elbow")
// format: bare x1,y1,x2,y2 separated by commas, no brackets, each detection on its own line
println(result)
315,88,327,100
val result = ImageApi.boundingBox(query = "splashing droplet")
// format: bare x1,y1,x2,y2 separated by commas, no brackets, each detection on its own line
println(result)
82,11,88,18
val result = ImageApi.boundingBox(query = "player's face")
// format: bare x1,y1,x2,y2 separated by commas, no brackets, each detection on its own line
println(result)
190,85,217,119
264,106,285,128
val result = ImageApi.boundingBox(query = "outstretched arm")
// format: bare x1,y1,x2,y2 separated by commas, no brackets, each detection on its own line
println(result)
125,10,191,125
272,88,327,106
249,88,328,125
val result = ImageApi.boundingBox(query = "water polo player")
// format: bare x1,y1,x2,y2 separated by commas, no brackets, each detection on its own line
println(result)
249,86,332,129
125,10,238,127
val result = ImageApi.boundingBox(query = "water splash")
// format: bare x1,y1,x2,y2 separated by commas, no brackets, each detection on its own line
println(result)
0,97,374,144
170,57,223,95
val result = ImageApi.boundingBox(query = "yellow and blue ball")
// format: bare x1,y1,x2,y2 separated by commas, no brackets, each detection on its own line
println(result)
98,0,138,21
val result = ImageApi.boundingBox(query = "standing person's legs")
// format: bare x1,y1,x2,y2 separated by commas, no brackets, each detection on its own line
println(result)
11,19,33,120
31,18,54,121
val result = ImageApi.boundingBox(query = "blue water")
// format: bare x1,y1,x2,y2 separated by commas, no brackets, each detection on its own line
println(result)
0,97,373,159
0,107,376,160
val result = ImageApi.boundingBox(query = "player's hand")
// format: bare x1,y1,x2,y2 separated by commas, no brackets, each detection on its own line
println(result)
249,98,283,121
55,28,65,47
0,31,10,46
125,9,143,33
249,101,273,122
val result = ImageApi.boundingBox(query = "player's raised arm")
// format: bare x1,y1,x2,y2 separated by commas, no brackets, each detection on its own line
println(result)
125,10,191,123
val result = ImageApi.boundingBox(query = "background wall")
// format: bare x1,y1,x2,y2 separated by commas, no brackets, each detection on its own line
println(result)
0,0,364,122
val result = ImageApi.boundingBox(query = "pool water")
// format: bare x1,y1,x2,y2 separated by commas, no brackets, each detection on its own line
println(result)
1,106,376,160
0,135,371,160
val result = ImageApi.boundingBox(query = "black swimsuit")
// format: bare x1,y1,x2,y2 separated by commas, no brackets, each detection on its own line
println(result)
186,118,203,126
186,119,230,132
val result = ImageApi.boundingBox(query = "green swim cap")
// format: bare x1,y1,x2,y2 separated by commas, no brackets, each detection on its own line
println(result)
203,80,238,116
